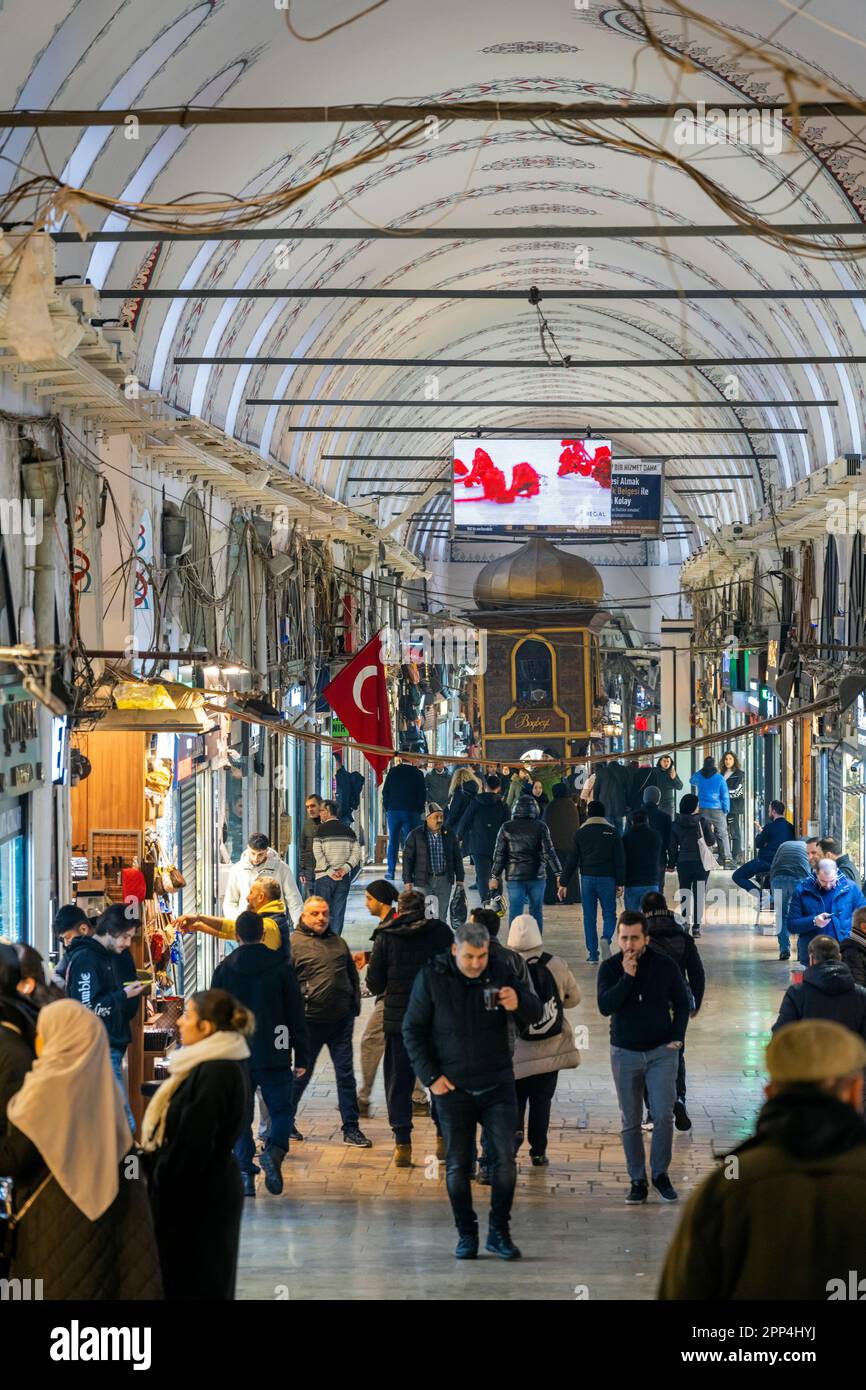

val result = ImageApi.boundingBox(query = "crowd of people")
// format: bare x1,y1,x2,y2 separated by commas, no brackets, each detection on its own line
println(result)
5,750,866,1299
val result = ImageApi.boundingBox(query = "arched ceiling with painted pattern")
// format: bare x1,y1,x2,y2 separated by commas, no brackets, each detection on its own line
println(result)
4,0,866,566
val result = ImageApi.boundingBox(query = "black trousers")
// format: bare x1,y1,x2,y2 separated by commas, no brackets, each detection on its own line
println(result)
676,866,709,931
515,1071,559,1156
383,1031,416,1144
473,853,493,896
436,1080,518,1235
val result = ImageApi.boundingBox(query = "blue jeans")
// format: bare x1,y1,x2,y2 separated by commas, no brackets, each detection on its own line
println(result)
386,808,422,879
772,875,800,954
611,1043,679,1182
314,872,351,936
581,874,618,958
625,884,657,913
236,1065,295,1171
507,877,545,931
290,1013,360,1130
110,1046,135,1132
732,857,773,897
796,928,818,966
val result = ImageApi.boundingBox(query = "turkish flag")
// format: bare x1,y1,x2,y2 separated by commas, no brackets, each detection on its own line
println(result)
321,632,394,784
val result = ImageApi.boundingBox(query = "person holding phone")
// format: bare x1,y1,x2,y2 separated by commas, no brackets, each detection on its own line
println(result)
402,920,542,1261
64,903,145,1131
787,858,866,966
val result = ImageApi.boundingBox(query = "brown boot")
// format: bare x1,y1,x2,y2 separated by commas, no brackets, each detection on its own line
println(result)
393,1143,413,1167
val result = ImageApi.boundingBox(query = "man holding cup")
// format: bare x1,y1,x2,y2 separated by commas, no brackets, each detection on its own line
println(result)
403,920,542,1261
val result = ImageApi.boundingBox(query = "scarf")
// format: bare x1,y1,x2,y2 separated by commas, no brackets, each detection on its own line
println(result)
7,1000,131,1222
140,1028,250,1152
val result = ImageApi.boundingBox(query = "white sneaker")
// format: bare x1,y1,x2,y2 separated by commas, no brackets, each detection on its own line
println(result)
641,1118,654,1132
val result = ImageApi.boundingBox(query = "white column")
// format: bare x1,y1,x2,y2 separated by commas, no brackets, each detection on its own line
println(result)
660,620,694,786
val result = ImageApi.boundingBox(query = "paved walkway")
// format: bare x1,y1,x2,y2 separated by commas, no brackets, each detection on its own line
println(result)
236,870,786,1300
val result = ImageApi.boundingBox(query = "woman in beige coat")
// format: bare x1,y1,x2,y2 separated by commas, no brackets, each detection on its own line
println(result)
506,914,581,1165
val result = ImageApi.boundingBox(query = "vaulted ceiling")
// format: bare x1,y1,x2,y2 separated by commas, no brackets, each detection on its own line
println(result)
4,0,866,565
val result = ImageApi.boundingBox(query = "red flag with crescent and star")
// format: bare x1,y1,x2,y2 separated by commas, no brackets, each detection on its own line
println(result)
321,632,394,784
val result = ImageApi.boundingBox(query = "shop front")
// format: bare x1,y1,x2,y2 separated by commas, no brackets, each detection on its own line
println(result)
0,679,44,941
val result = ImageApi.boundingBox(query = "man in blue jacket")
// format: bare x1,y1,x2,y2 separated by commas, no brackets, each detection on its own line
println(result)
732,800,795,898
65,902,144,1128
787,859,866,966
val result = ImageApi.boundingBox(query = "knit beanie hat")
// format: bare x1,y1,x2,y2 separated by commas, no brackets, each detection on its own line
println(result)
642,785,661,806
507,914,543,952
366,879,399,907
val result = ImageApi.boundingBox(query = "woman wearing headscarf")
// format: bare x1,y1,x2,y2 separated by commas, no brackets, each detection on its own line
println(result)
142,988,251,1301
506,914,581,1165
0,998,161,1299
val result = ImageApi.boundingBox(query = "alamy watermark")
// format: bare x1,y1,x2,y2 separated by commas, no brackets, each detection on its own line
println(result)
826,492,866,534
380,621,487,673
0,497,43,546
673,102,788,155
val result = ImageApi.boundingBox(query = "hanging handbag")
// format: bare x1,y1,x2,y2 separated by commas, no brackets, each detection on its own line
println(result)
0,1171,53,1261
697,822,719,873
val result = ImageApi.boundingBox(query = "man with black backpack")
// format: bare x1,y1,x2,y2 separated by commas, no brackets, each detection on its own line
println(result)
334,751,365,827
506,914,581,1165
641,891,705,1132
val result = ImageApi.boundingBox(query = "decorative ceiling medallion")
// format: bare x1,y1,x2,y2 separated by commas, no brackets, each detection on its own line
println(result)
481,41,580,54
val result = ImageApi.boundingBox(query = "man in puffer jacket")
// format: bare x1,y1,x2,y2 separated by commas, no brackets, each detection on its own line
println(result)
787,859,866,965
366,888,453,1166
223,832,303,924
506,913,580,1166
688,757,731,865
773,935,866,1042
490,795,562,933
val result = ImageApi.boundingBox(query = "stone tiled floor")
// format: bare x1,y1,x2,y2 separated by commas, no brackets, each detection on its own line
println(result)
236,870,787,1300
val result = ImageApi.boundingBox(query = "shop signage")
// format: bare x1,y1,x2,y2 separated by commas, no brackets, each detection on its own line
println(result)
0,685,44,796
0,800,22,844
331,717,349,738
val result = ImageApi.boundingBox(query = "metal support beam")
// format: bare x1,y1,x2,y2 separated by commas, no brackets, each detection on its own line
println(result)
4,100,862,126
99,286,866,301
182,354,866,369
43,224,866,245
273,425,806,435
246,397,836,409
335,454,775,465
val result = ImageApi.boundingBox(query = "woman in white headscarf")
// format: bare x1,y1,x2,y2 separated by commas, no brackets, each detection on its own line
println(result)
0,998,162,1299
506,914,582,1167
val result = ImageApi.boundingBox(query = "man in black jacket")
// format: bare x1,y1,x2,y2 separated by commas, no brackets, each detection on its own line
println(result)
622,810,664,912
598,910,690,1205
383,757,427,881
637,786,672,891
51,903,94,989
65,903,144,1129
642,891,705,1132
212,910,311,1196
457,774,509,898
366,888,453,1166
772,935,866,1041
558,800,626,963
403,919,543,1261
403,802,464,920
490,795,562,933
289,897,372,1147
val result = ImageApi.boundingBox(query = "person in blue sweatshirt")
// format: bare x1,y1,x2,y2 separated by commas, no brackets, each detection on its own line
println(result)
732,800,795,898
688,757,731,865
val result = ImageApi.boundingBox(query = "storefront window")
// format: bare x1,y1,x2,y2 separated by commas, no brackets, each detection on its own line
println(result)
514,639,553,708
0,821,26,942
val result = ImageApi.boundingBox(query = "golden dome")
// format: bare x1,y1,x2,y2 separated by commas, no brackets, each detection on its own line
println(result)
473,536,604,610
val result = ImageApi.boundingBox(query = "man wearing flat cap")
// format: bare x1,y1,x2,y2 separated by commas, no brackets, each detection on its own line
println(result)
658,1020,866,1300
402,802,465,921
